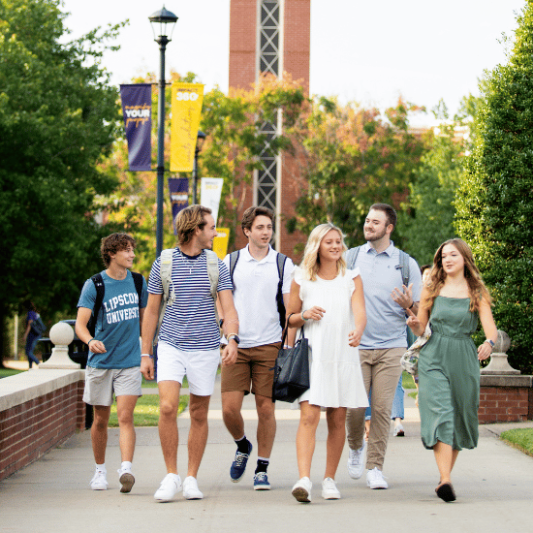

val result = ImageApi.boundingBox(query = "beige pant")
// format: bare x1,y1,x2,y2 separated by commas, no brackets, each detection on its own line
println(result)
346,348,404,470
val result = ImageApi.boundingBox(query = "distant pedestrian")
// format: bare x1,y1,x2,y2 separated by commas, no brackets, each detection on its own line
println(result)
23,301,45,368
407,238,497,502
76,233,148,493
287,223,367,503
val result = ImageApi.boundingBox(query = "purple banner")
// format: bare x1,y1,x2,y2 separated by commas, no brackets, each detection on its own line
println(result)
169,178,189,234
120,84,152,171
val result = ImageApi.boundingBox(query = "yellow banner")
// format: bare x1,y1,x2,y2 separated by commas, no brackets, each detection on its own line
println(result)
170,83,204,172
213,228,230,260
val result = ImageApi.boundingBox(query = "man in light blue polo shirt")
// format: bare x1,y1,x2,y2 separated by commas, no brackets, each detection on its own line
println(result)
345,203,422,489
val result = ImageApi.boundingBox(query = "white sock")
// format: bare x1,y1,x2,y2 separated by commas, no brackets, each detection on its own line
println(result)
121,461,132,472
95,463,106,473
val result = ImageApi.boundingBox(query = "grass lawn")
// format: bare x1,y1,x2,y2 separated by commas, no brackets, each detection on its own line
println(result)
402,371,417,389
0,368,24,379
142,376,189,389
500,428,533,457
108,394,190,427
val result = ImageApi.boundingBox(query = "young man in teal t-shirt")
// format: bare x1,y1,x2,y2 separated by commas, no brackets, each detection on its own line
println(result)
76,233,148,493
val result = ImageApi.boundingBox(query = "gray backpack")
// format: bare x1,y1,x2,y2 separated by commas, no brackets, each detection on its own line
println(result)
346,246,411,287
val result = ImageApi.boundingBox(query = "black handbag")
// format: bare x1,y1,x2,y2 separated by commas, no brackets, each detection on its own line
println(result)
272,316,310,403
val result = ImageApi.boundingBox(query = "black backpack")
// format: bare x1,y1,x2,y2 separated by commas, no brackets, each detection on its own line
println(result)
86,272,144,337
229,250,288,330
30,315,46,336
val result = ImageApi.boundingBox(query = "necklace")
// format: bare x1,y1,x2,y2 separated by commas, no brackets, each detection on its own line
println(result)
180,250,201,275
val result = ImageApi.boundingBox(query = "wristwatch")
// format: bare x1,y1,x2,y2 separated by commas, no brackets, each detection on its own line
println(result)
485,339,495,348
228,333,240,344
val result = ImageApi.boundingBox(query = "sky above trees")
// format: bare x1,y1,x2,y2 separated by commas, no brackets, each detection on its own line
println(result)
60,0,525,126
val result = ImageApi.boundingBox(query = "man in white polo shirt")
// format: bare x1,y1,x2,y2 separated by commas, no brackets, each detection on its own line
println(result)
219,206,294,490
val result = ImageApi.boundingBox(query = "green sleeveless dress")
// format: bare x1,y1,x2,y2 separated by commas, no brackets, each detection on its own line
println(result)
418,296,480,451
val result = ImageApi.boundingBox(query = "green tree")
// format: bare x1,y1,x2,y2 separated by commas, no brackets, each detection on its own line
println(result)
290,97,426,248
398,102,469,265
455,2,533,374
0,0,123,364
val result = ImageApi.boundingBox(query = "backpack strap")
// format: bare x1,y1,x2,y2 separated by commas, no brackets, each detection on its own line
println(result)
131,272,144,304
275,253,288,329
153,249,175,346
228,250,240,287
398,250,410,288
346,246,361,269
88,273,105,336
205,250,221,325
131,271,144,335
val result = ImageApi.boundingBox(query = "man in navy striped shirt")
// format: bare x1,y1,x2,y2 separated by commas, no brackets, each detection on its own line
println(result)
141,205,239,503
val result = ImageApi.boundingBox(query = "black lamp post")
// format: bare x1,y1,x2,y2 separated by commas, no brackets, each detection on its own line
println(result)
192,130,207,205
149,6,178,258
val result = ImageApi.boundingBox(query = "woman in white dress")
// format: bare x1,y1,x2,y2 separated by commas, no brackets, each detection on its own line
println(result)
287,223,368,503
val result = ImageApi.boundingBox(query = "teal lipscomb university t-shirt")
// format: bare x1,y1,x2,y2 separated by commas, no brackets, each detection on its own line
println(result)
78,270,148,369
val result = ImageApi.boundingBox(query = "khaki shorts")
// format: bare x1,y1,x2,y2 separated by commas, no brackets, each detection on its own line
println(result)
83,366,142,407
221,342,281,397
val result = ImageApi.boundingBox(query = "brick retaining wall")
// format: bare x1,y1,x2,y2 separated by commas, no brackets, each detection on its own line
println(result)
0,370,85,481
478,375,533,424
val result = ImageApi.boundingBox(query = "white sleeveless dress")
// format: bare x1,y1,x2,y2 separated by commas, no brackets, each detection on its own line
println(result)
292,267,369,409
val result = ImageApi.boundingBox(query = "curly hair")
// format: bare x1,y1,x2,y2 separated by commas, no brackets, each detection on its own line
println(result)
175,205,212,246
100,233,136,267
424,238,491,313
301,223,347,281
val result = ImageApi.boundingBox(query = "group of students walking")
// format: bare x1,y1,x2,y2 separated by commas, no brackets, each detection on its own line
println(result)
75,202,497,504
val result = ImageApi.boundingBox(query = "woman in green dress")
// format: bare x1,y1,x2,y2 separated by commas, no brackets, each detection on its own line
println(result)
406,238,497,502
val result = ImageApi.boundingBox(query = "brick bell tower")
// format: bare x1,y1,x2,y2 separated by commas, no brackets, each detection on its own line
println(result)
229,0,310,258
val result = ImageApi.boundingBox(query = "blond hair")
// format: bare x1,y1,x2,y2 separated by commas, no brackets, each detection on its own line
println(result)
175,205,212,246
424,238,492,313
301,223,347,281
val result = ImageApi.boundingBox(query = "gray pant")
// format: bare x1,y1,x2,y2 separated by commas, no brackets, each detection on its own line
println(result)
346,348,404,470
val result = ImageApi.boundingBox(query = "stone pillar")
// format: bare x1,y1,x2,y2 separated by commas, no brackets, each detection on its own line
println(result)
39,322,81,370
480,329,520,375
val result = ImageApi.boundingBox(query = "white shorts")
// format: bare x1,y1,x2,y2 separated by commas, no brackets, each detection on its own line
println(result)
156,341,220,396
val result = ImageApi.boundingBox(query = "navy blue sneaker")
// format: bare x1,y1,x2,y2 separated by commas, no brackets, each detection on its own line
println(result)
253,472,271,490
230,442,253,482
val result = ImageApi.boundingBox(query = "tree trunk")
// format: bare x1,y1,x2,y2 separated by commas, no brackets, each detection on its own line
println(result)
0,308,8,368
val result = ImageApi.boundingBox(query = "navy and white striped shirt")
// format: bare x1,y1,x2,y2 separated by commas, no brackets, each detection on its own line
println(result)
147,249,233,352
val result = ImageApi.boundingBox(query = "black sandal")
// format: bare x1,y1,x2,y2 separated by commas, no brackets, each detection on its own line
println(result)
436,482,456,502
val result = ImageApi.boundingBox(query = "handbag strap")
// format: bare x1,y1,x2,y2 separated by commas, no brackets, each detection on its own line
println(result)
281,313,307,345
281,313,294,346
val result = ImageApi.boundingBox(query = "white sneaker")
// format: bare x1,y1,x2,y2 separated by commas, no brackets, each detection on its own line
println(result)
366,467,388,489
393,423,405,437
183,476,204,500
291,477,312,503
347,441,366,479
117,468,135,493
154,473,182,502
321,477,341,500
90,470,108,491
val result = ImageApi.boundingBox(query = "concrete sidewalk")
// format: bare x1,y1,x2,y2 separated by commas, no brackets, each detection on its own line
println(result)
1,377,533,533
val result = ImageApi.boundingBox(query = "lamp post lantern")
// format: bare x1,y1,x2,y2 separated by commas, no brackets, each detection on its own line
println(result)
149,6,178,258
192,130,207,205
